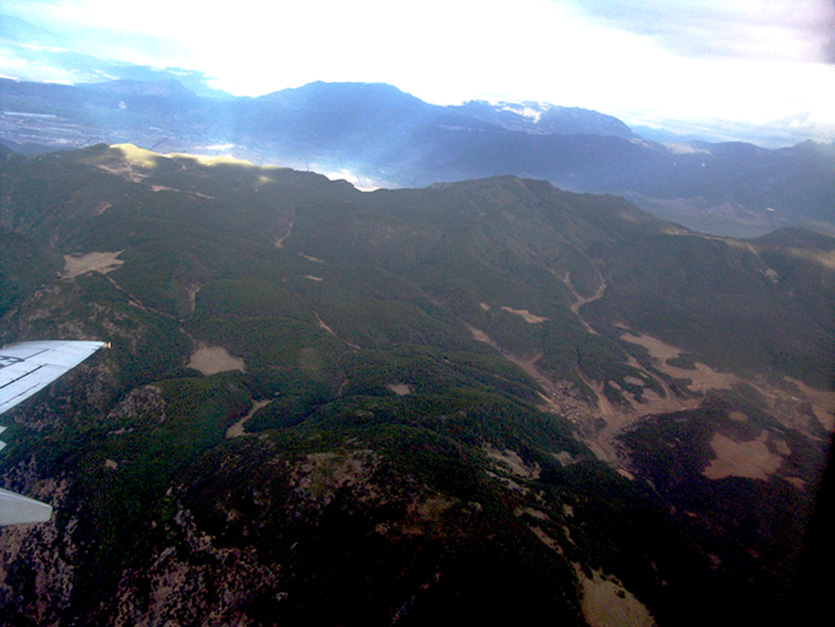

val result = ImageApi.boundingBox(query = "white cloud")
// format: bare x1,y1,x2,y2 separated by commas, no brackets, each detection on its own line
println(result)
3,0,833,143
575,0,835,63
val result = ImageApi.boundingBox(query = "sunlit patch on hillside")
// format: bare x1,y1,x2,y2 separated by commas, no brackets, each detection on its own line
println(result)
86,144,163,182
111,143,160,168
782,246,835,269
62,250,124,278
173,153,255,167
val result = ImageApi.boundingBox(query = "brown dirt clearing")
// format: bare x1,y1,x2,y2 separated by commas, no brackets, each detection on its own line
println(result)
786,378,835,431
62,251,125,278
226,400,271,438
578,568,656,627
500,306,548,323
482,443,541,479
188,344,245,375
387,383,411,396
620,332,738,392
315,312,360,350
703,432,784,480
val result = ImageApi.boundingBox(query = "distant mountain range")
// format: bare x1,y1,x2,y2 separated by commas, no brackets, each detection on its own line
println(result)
2,78,833,238
0,144,832,624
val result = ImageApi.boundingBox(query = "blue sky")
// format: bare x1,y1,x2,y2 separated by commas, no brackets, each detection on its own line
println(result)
2,0,834,145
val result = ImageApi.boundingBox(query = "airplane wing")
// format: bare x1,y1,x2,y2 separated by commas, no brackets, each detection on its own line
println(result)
0,340,106,525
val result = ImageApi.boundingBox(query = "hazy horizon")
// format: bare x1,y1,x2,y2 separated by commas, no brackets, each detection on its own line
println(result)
2,0,835,146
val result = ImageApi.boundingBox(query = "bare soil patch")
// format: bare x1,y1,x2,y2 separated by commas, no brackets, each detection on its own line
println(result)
62,251,125,278
620,332,738,392
273,216,295,247
786,378,835,431
149,184,215,200
483,444,541,479
95,163,148,183
467,324,492,344
620,332,683,362
500,306,548,323
315,312,360,350
703,432,783,480
184,284,201,316
578,568,655,627
387,383,411,396
188,344,245,375
529,525,562,552
226,400,271,438
515,507,548,520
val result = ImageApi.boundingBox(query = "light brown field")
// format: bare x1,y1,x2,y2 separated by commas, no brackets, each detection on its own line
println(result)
578,568,655,627
500,306,548,323
620,332,738,392
188,344,245,375
703,432,784,480
226,400,271,438
62,251,124,278
483,444,541,479
786,378,835,431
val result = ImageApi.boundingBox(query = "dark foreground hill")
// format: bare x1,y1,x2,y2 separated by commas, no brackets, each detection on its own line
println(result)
0,144,833,626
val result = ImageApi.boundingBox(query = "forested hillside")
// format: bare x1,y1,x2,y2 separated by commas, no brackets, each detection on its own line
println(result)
0,144,832,626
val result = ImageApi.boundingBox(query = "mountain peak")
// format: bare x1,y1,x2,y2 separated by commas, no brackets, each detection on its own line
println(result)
259,80,425,107
455,99,635,139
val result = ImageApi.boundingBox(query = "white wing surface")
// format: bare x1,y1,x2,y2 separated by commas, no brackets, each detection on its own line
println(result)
0,485,53,525
0,341,106,415
0,340,106,525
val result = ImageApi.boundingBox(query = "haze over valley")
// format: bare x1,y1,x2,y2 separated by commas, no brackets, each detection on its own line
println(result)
2,77,834,239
